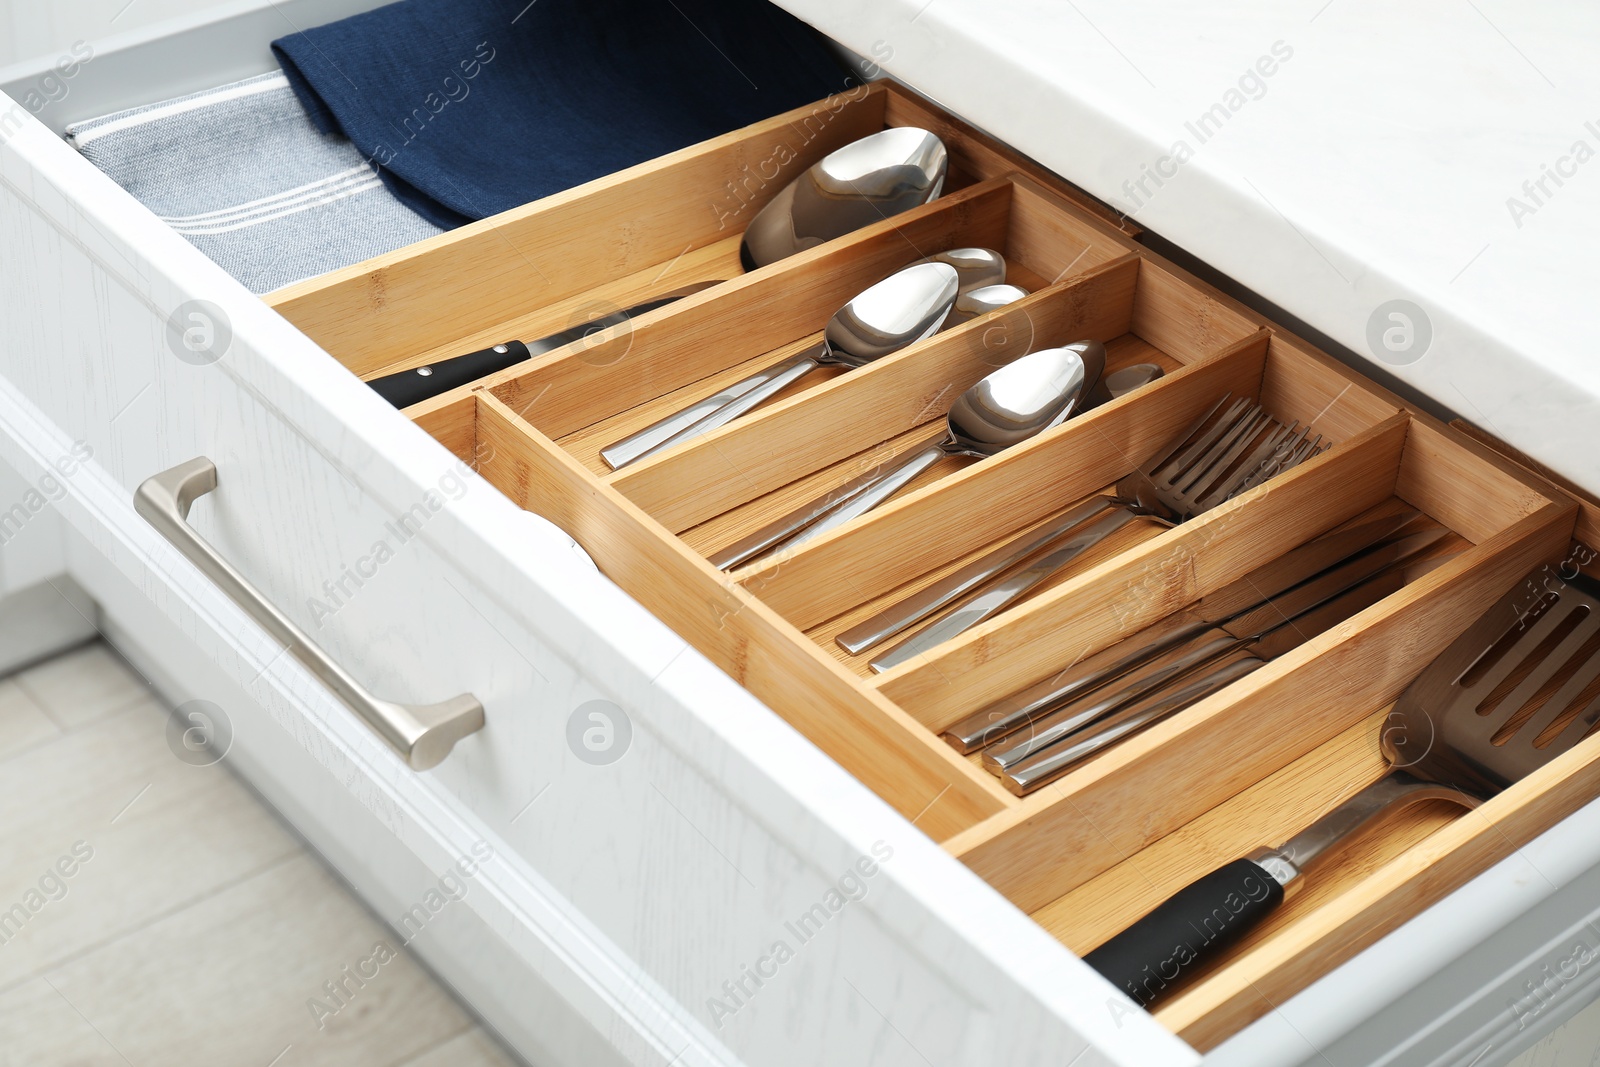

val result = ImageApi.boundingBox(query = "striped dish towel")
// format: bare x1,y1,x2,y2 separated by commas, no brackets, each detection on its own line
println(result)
67,71,441,294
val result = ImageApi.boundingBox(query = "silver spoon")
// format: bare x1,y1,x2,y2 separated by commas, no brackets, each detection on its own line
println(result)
915,247,1006,294
708,340,1107,570
741,127,948,269
602,262,962,470
950,283,1030,324
1086,362,1164,408
601,250,1011,470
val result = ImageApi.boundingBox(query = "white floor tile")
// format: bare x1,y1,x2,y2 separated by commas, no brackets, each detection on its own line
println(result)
14,642,150,730
45,855,475,1067
398,1027,521,1067
0,978,129,1067
0,678,60,762
0,700,299,988
0,642,520,1066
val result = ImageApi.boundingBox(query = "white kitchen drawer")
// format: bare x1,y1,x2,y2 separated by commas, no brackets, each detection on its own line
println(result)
3,6,1599,1067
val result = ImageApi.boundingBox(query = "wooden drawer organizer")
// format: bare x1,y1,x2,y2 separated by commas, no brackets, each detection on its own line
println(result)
265,83,1598,1049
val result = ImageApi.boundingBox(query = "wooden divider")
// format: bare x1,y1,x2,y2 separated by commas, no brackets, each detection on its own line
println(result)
1004,177,1138,286
1129,259,1278,366
1399,416,1558,544
732,320,1272,631
469,391,1013,840
367,237,745,383
1449,418,1600,548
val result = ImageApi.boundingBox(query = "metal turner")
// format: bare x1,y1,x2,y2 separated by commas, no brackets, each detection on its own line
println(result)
1084,563,1600,1008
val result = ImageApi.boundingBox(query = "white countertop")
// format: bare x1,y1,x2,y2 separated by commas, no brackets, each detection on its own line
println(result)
781,0,1600,493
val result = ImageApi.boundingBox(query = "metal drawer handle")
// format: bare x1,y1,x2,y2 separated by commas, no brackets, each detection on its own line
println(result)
134,457,484,770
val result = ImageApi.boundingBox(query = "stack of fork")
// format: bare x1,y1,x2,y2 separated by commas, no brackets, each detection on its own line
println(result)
845,395,1328,673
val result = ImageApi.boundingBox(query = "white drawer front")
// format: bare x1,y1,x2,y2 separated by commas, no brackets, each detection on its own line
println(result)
0,89,1193,1067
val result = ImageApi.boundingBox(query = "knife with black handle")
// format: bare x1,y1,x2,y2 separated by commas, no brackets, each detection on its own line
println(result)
365,283,718,409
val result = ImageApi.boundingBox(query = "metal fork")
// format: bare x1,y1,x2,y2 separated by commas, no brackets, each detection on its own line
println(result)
851,396,1326,672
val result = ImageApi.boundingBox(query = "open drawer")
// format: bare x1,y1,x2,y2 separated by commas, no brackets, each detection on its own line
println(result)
4,13,1599,1065
264,82,1595,1050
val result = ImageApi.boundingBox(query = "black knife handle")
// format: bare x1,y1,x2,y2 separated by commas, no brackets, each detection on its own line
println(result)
365,290,703,409
367,341,532,409
1083,858,1284,1008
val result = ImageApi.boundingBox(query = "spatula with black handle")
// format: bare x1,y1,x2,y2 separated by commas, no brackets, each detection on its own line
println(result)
1085,563,1600,1008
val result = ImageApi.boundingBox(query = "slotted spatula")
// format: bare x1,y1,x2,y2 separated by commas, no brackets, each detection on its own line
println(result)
1084,564,1600,1008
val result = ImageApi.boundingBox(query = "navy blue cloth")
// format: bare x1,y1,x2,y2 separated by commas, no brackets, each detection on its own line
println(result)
272,0,855,229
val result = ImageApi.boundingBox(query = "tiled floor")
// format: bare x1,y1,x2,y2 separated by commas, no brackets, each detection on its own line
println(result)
0,641,520,1067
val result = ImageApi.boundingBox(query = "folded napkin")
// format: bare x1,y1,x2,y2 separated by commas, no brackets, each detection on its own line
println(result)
67,71,443,294
272,0,854,229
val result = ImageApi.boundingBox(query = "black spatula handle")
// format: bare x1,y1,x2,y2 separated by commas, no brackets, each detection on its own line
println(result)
367,341,531,409
1083,858,1284,1007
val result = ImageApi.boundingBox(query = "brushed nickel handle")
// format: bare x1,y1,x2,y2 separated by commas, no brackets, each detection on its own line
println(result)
134,457,484,770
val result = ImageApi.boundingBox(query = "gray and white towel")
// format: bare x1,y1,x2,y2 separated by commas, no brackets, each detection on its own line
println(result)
67,71,441,294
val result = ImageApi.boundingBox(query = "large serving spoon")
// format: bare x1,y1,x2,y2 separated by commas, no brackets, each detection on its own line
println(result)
708,341,1106,570
601,248,1011,470
601,262,963,470
741,126,948,269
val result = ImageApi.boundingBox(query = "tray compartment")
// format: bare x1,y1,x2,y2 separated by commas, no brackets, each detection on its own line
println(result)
614,254,1263,573
868,336,1404,715
769,333,1404,681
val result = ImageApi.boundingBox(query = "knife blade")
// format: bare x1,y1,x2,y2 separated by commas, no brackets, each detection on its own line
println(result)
941,509,1425,753
998,563,1415,795
978,526,1449,773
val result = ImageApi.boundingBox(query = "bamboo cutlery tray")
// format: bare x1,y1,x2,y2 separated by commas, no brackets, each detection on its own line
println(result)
265,82,1600,1050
